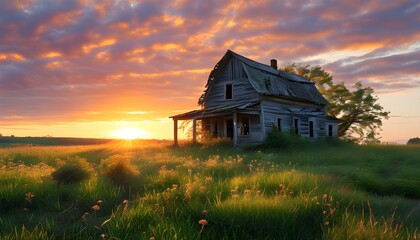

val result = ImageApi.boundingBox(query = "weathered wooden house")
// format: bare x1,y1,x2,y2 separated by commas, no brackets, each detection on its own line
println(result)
170,50,338,146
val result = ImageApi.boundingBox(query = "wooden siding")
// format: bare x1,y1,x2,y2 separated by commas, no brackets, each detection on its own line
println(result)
205,58,259,109
237,114,263,145
261,99,338,139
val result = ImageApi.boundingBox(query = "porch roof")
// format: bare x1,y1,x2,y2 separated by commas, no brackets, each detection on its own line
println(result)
170,102,260,120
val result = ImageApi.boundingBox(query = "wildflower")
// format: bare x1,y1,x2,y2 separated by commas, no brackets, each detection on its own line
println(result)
204,177,213,183
232,194,240,199
172,184,178,189
150,237,155,240
244,189,252,194
25,192,35,203
279,184,285,190
202,209,208,214
324,221,330,226
97,200,103,204
322,210,326,215
198,219,208,225
122,200,128,204
100,233,106,238
230,189,236,193
322,194,328,200
82,212,89,219
92,205,100,212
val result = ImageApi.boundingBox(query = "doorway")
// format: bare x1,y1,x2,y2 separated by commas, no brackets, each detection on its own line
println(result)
226,118,233,138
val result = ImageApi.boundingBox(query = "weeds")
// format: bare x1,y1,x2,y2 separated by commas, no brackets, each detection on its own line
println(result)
51,157,93,184
0,140,419,239
100,155,140,187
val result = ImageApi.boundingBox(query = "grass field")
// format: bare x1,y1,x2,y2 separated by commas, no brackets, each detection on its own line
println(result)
0,136,419,239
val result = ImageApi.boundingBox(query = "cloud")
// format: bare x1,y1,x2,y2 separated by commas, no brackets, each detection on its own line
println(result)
0,0,419,135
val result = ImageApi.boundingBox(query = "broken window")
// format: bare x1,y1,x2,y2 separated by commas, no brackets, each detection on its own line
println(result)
277,118,282,131
309,120,314,138
225,84,232,100
328,124,333,137
240,116,250,135
294,118,299,135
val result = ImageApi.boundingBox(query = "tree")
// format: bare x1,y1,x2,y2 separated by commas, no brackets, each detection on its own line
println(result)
407,137,420,145
281,64,389,144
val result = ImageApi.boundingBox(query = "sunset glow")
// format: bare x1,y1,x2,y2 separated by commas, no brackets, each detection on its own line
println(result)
112,127,149,140
0,0,419,143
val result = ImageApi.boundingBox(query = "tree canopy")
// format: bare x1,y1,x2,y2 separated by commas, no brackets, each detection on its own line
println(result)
407,137,420,145
281,64,389,144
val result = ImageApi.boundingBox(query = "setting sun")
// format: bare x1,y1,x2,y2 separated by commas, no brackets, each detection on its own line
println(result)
112,127,148,140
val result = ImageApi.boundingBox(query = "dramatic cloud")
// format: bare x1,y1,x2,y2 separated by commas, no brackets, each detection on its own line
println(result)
0,0,419,140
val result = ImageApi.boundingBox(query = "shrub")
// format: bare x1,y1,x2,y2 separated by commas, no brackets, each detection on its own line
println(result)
51,156,93,184
264,130,308,150
100,155,140,187
407,137,420,145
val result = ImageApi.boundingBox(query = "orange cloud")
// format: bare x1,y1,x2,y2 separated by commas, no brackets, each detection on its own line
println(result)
83,38,117,53
42,52,62,58
0,53,26,61
152,43,186,52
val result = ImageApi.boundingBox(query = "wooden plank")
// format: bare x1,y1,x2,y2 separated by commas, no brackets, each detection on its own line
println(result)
192,118,197,144
205,58,259,109
173,119,178,146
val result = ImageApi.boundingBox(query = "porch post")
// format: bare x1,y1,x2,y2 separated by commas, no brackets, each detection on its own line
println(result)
233,111,238,146
192,118,197,144
173,119,178,146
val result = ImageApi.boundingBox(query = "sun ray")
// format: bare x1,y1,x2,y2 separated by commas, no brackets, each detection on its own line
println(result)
112,127,148,140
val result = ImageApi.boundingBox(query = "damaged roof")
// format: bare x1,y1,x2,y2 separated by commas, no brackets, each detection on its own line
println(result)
170,102,259,119
199,50,328,106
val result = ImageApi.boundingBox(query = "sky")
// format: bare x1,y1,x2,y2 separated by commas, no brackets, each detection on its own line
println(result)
0,0,419,143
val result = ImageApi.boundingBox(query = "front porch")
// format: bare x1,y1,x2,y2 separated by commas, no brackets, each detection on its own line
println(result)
170,103,263,146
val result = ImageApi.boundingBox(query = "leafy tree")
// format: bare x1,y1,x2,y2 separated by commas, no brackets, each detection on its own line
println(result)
281,64,389,144
407,137,420,145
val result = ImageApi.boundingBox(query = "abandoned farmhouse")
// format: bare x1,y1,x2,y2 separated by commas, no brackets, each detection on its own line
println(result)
170,50,338,146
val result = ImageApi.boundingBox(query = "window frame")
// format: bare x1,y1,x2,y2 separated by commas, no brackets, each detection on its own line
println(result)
277,117,282,132
309,120,315,138
328,124,333,137
225,83,233,100
294,118,300,135
239,116,250,136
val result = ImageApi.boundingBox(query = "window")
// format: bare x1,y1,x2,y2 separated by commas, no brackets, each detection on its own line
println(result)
328,124,333,137
277,118,282,131
240,116,250,135
225,84,233,100
294,118,299,135
309,120,314,138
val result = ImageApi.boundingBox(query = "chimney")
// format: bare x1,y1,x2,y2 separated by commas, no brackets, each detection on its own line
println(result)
270,59,278,69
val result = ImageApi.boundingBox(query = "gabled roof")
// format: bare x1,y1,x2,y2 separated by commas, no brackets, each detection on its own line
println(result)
198,50,328,106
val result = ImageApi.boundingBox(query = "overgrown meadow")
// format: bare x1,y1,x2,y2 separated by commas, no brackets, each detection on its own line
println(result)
0,136,419,239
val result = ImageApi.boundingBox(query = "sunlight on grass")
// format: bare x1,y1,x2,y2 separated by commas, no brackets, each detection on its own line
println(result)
0,140,418,239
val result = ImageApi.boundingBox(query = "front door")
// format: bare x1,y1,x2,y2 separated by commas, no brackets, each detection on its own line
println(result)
226,118,233,138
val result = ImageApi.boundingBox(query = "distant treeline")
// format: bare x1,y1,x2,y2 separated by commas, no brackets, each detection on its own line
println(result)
0,136,114,147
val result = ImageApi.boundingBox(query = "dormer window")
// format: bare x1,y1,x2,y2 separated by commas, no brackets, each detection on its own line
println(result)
225,83,233,100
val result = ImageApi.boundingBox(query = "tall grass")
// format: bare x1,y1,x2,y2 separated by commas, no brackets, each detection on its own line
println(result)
0,140,419,239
